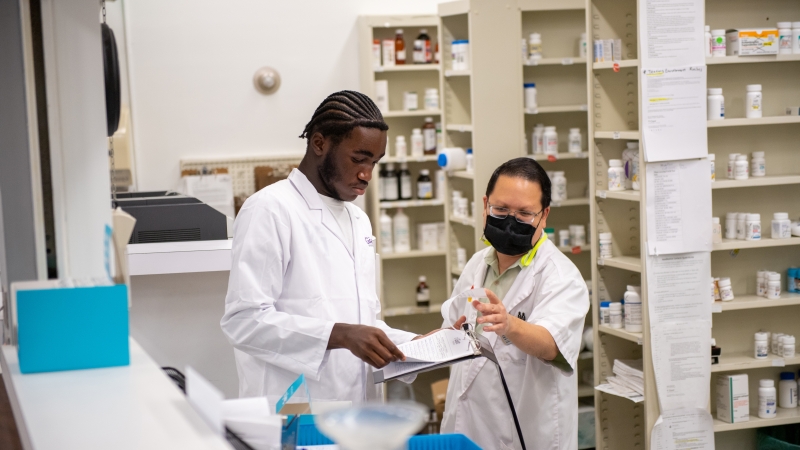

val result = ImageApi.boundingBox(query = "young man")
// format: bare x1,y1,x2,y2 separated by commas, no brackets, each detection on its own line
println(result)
440,158,590,450
220,91,447,404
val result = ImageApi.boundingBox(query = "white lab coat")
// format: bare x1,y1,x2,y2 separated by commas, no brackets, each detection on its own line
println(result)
221,169,417,405
440,240,589,450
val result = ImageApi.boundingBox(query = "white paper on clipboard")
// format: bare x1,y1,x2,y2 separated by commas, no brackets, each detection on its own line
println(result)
645,159,712,255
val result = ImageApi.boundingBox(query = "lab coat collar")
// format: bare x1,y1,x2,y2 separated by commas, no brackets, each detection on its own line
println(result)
288,169,355,259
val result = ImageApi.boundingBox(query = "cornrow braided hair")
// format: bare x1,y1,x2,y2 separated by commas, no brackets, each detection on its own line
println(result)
299,90,388,147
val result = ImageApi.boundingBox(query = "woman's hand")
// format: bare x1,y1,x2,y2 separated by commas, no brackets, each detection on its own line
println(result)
474,289,513,335
413,316,467,340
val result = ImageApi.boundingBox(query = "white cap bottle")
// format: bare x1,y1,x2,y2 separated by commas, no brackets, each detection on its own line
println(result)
608,159,625,191
746,84,763,119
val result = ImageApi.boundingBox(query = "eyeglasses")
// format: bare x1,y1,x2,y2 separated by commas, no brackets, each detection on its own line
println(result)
487,204,544,225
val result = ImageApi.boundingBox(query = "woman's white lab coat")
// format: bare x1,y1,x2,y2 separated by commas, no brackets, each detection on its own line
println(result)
220,169,416,405
440,240,589,450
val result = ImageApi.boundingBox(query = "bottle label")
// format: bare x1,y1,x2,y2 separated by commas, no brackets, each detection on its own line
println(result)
396,49,406,62
609,169,622,189
417,288,430,302
756,342,768,358
569,136,581,152
418,181,433,199
423,129,436,151
751,95,761,111
383,177,398,201
400,175,412,199
413,40,424,63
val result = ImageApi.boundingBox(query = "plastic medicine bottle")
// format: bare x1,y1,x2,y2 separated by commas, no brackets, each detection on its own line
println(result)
767,272,782,299
528,33,542,62
417,169,433,199
746,85,763,119
568,128,582,153
778,23,793,55
736,212,748,240
392,208,410,253
793,22,800,54
622,142,639,190
609,302,623,329
600,301,611,325
524,83,538,111
745,213,761,241
379,210,393,253
727,153,739,179
383,163,399,201
734,155,749,180
707,88,725,120
779,372,798,409
551,171,567,203
772,213,792,239
759,379,778,419
544,126,558,155
705,25,712,57
709,153,716,182
711,30,727,56
725,212,738,239
410,128,424,157
718,277,734,301
782,335,796,358
599,232,613,258
608,160,625,191
532,124,545,154
755,332,769,359
395,135,408,159
712,217,722,244
465,148,474,173
624,286,642,332
750,151,766,177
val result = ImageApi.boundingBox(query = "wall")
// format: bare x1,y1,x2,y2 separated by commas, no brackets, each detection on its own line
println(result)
123,0,447,191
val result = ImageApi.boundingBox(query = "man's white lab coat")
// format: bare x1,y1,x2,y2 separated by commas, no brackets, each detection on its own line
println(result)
440,240,590,450
221,169,416,405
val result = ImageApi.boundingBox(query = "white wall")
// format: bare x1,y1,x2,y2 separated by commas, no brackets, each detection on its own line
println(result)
124,0,446,191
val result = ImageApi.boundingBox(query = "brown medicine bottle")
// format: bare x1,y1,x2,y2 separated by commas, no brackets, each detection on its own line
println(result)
395,29,406,65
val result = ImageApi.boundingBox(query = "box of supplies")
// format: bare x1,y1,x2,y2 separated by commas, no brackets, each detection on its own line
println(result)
726,29,779,56
13,283,129,374
716,373,749,423
417,223,440,251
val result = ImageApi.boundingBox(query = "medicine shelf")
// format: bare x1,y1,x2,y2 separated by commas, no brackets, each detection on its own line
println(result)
445,123,472,132
598,324,642,345
380,155,439,164
597,255,642,273
379,199,444,209
712,237,800,252
524,57,587,66
383,302,444,317
713,293,800,313
381,250,447,260
525,104,588,114
593,130,641,140
551,197,590,207
592,59,639,70
711,351,800,373
374,64,441,73
530,152,589,161
706,54,800,66
580,351,594,360
595,190,640,202
449,216,475,227
707,116,800,128
444,69,471,77
714,406,800,433
712,175,800,190
558,245,590,254
578,383,595,398
382,109,442,118
449,170,474,180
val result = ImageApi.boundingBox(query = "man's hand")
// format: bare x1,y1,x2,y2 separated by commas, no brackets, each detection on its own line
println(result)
412,316,468,340
474,289,513,335
328,323,406,368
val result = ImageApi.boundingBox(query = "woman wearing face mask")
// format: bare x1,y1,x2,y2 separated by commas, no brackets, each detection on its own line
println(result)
439,158,590,450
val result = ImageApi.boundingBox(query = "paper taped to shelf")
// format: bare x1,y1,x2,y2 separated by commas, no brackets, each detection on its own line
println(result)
646,252,711,326
645,159,712,255
650,321,711,411
637,0,706,67
641,66,708,162
651,408,715,450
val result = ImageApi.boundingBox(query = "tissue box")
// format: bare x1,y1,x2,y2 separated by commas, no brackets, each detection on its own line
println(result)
726,29,779,56
717,374,749,423
15,283,129,374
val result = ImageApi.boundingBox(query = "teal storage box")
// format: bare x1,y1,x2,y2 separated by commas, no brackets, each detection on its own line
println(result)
16,284,129,373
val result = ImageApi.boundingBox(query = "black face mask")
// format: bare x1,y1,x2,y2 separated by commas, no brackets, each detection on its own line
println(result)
484,215,537,256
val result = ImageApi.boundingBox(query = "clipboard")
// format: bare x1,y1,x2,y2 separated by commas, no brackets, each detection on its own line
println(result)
372,329,497,383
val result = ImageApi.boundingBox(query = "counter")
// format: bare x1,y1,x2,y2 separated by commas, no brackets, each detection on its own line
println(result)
0,338,232,450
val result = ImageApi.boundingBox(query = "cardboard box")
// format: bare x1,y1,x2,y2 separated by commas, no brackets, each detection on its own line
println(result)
716,373,749,423
417,223,440,251
726,29,779,56
431,378,449,421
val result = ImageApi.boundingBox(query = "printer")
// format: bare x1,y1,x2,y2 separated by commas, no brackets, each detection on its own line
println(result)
113,191,228,243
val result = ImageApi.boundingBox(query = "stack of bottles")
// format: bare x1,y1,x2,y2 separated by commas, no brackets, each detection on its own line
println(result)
722,211,763,241
378,209,446,254
451,191,472,220
531,124,583,156
754,331,796,360
554,225,587,249
706,22,800,58
522,32,587,65
380,164,442,202
374,28,439,68
593,38,623,62
607,142,640,191
598,286,641,332
547,171,567,204
725,151,766,180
